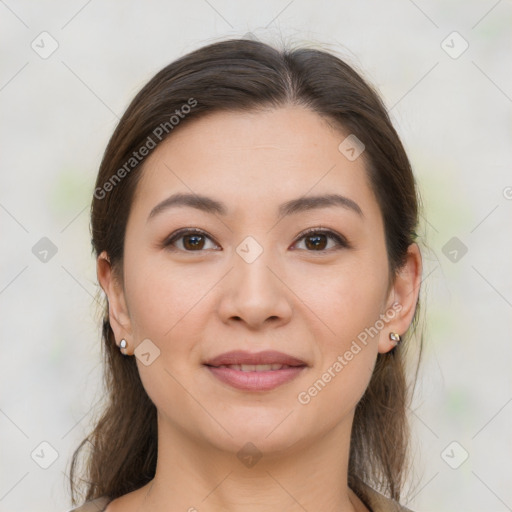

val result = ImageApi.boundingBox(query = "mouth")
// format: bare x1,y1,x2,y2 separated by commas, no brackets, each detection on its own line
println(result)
208,363,301,371
205,365,307,391
203,349,308,368
203,350,308,391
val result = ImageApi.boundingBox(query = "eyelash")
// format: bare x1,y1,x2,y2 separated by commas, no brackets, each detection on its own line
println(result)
163,227,351,253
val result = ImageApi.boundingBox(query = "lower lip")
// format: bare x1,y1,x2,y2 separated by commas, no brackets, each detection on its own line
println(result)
205,365,306,391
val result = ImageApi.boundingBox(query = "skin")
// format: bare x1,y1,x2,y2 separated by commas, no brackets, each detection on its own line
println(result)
97,105,422,512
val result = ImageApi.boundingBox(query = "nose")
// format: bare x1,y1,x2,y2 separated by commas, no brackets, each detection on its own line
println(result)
217,245,293,330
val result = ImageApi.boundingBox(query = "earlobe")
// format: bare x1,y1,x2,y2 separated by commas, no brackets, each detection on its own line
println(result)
96,251,133,353
378,243,422,354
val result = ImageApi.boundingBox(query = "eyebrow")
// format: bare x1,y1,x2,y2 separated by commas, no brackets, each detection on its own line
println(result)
147,192,363,222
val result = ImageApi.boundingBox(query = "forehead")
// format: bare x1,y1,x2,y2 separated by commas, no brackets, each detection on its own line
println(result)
130,106,380,222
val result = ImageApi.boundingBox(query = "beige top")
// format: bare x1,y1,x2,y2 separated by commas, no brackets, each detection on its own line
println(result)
68,482,413,512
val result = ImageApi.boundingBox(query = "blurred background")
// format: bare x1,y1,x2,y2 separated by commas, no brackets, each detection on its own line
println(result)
0,1,511,511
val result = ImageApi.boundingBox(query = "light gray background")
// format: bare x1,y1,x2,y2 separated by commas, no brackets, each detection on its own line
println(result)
1,1,511,511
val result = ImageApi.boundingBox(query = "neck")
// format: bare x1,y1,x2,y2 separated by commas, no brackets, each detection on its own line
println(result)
134,410,365,512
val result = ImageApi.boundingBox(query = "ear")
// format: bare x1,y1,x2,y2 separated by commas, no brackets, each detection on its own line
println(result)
96,250,133,354
378,243,422,354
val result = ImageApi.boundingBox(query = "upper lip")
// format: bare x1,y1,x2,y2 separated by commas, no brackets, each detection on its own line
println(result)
204,350,308,367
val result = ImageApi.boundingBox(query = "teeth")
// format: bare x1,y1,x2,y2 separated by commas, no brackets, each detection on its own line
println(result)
218,364,289,371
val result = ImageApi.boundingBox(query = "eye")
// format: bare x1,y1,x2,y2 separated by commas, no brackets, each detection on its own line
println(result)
163,227,350,253
292,228,350,252
163,228,220,252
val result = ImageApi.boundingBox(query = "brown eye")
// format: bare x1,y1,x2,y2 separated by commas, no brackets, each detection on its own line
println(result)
182,234,206,250
304,233,329,250
293,229,349,252
164,229,219,252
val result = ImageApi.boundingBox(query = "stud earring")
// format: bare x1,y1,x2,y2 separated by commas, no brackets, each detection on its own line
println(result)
389,332,401,345
119,339,127,354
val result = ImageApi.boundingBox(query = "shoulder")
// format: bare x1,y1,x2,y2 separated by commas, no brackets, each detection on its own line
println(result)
68,486,414,512
356,481,414,512
67,496,111,512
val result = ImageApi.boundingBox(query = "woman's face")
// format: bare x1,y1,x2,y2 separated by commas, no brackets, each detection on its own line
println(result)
101,105,415,456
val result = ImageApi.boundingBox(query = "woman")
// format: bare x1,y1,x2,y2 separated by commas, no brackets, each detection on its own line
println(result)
68,37,423,512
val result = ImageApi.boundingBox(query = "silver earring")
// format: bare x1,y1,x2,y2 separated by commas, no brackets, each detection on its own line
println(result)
389,332,401,345
119,339,127,354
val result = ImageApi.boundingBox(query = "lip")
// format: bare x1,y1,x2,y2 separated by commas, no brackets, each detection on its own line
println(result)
203,350,308,367
203,350,308,392
205,365,307,391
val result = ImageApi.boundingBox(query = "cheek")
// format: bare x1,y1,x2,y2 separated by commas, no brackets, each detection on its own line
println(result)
124,258,210,417
296,257,389,345
293,256,388,405
124,253,206,341
295,274,385,418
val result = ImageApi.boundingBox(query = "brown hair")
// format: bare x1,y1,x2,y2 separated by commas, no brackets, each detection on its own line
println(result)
69,37,423,506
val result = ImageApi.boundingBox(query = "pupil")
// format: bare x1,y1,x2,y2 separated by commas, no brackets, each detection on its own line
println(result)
184,235,204,250
306,235,326,250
